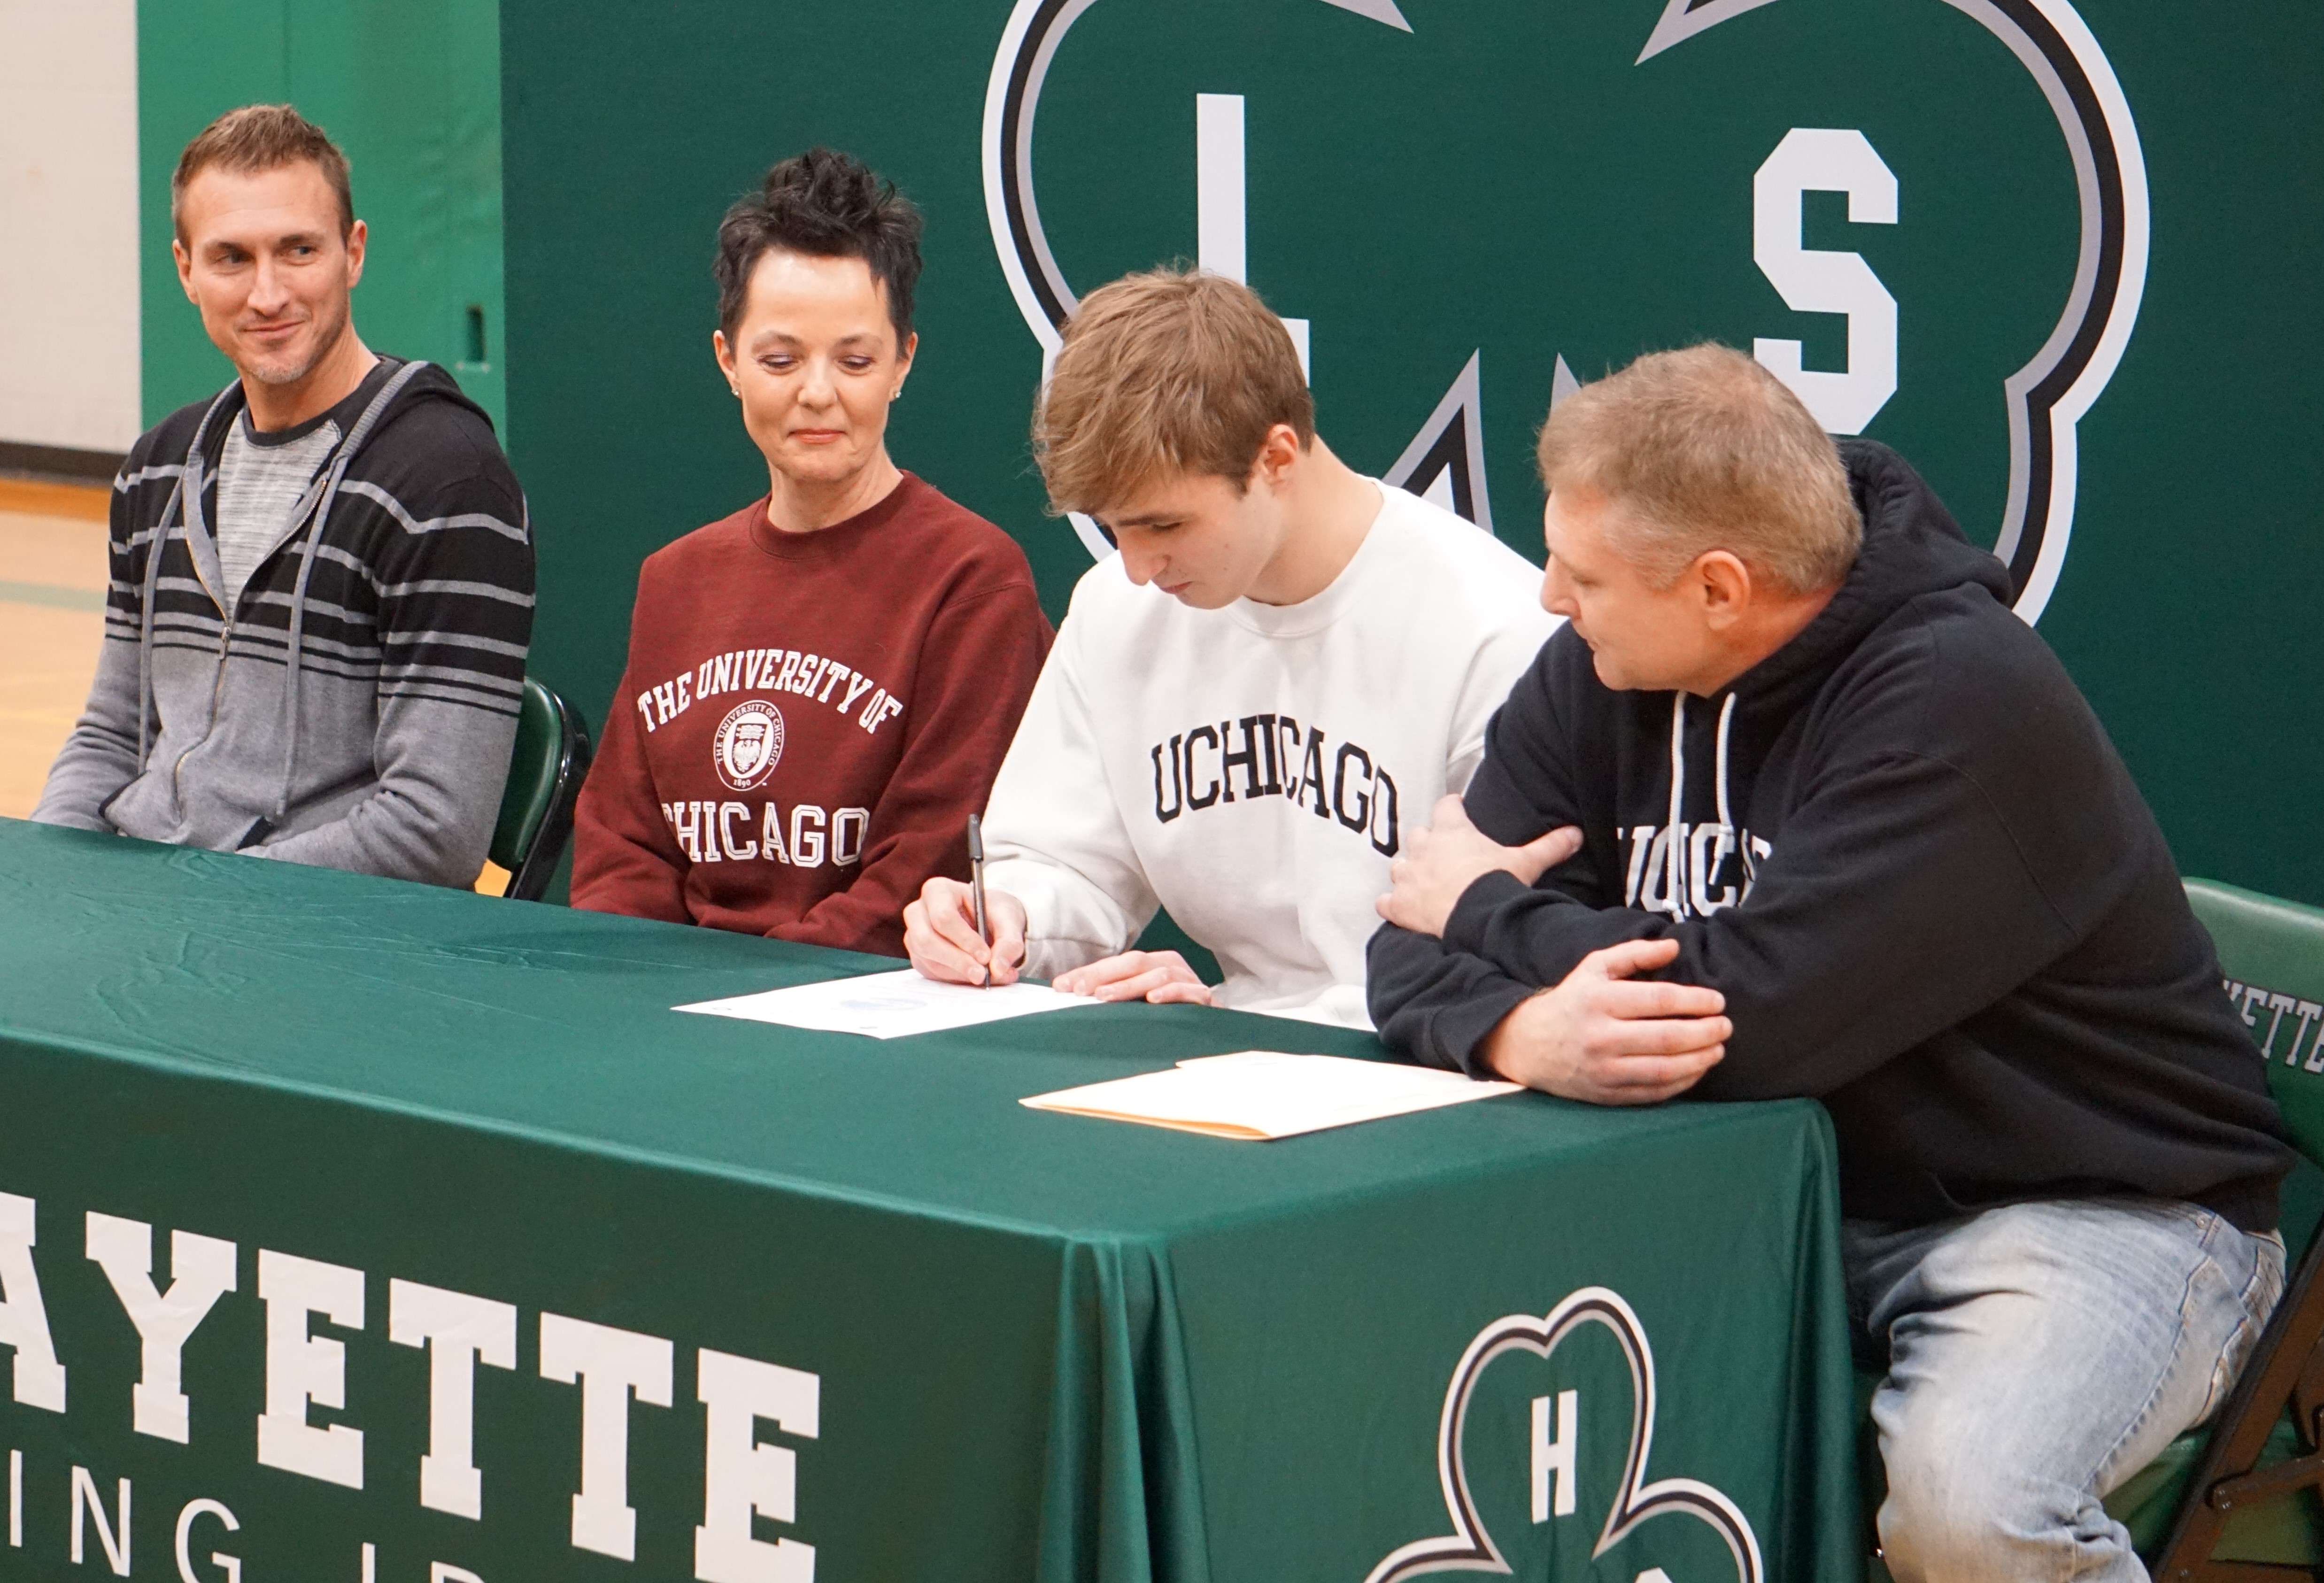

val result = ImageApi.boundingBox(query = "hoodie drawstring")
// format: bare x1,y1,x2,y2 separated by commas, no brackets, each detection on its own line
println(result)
1714,691,1745,901
1663,690,1742,919
137,387,238,770
1665,695,1687,912
273,359,430,819
1714,691,1737,832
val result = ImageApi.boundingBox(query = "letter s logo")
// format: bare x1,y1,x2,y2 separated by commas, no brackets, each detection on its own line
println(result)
1753,127,1899,435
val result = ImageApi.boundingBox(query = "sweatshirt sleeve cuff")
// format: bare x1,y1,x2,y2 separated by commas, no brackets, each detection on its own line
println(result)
1445,869,1529,955
1434,978,1536,1080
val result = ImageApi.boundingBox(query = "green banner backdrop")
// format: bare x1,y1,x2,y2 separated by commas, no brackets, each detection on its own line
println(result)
501,0,2322,905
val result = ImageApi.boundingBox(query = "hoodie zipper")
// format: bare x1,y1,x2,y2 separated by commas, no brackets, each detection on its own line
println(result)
170,552,235,819
164,426,329,819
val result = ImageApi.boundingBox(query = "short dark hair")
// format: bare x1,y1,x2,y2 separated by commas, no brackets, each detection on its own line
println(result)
173,104,354,243
713,148,923,346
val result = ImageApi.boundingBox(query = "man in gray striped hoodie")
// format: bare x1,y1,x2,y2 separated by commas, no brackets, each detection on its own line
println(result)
34,105,533,889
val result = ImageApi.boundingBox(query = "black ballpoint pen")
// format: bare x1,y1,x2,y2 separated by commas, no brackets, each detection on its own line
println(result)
967,813,991,988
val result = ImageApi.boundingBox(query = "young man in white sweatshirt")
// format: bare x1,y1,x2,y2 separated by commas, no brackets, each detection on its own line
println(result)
902,268,1559,1026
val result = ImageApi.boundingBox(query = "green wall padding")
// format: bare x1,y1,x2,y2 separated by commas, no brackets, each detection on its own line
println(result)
500,1,2316,911
137,0,506,439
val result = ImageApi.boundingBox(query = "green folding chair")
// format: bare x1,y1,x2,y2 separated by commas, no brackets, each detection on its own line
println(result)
2141,880,2324,1578
1862,879,2324,1580
487,677,593,902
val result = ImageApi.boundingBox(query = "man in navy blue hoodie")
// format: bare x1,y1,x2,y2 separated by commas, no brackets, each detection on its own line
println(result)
1369,344,2292,1582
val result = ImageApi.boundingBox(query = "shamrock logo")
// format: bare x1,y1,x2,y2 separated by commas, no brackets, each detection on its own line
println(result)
1365,1286,1762,1583
982,0,2148,621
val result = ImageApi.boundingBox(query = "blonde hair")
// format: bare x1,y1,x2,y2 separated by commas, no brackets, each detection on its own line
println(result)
1536,343,1860,594
1034,267,1314,517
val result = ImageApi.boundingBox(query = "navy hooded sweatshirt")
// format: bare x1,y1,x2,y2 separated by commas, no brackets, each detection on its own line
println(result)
1368,440,2291,1232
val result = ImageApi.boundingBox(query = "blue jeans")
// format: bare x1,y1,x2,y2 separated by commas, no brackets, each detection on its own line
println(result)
1845,1198,2286,1582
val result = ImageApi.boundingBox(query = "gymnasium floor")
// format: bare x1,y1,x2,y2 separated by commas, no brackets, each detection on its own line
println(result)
0,478,107,821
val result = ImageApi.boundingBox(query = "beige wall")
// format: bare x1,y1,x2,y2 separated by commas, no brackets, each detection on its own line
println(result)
0,0,140,455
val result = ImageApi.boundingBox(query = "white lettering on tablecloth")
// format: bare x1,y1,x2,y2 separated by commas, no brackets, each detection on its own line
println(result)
0,1192,823,1578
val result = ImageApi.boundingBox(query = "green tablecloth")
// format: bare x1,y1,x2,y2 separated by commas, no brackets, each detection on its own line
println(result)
0,820,1859,1582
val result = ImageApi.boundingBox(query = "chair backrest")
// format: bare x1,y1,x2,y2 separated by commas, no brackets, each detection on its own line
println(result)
2187,880,2324,1170
489,678,594,901
2159,883,2324,1575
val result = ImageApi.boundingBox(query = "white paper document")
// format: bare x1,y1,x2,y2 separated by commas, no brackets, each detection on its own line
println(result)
675,968,1097,1040
1021,1050,1521,1140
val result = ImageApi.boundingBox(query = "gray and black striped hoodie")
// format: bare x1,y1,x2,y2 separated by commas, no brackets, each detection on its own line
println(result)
33,359,535,888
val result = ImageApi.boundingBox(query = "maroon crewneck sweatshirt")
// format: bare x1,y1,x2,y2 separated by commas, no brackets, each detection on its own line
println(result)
571,474,1051,954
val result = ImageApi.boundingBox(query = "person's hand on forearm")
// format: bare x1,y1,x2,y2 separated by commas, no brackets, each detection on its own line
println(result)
1376,795,1583,939
1052,950,1214,1006
1481,938,1729,1104
904,878,1028,986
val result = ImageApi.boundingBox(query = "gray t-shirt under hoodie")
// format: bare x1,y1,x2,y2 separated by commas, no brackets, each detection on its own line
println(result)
214,411,340,609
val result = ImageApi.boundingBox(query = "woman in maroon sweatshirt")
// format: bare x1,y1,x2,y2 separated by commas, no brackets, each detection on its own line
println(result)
571,149,1051,955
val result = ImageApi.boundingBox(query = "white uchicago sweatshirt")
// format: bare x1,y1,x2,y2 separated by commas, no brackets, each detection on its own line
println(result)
982,482,1560,1027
